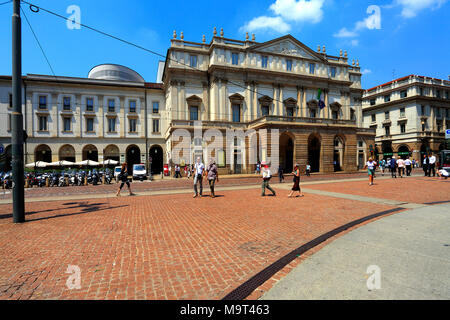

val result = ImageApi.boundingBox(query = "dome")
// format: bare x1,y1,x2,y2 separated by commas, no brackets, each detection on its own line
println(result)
88,64,145,82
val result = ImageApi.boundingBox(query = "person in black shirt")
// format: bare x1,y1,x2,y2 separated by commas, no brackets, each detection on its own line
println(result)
116,162,134,196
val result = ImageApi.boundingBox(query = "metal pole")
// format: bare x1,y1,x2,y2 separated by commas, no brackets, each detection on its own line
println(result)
12,0,25,223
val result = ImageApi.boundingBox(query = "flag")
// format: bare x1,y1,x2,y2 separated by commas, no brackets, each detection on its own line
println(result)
317,89,325,109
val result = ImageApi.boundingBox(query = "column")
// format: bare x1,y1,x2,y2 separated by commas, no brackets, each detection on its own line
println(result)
170,80,178,120
253,82,258,119
273,85,278,116
324,90,329,119
302,87,307,117
279,85,284,116
202,82,209,121
296,86,301,117
120,96,125,138
98,95,104,138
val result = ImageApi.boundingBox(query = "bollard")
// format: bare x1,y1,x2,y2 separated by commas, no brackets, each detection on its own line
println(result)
46,177,49,187
84,176,88,186
102,175,105,184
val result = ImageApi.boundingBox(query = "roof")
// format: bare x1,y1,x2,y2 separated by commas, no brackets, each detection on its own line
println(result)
366,74,450,92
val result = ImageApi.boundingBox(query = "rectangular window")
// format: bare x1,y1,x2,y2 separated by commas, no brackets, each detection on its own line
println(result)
129,100,136,113
152,119,160,133
63,117,71,132
437,90,441,98
309,63,315,75
332,110,339,120
419,87,423,96
129,118,137,133
261,105,270,116
384,95,390,103
286,59,292,71
63,97,71,111
152,101,159,114
86,98,94,112
108,99,115,113
421,105,425,115
232,104,240,122
189,55,197,68
436,108,441,117
350,109,356,121
286,107,294,117
385,111,390,119
189,106,198,121
108,117,116,132
371,114,376,122
9,94,12,108
370,99,376,106
38,116,48,131
400,123,406,133
385,126,390,136
437,122,442,132
261,56,268,68
39,95,47,109
86,118,94,132
232,53,239,65
400,108,405,118
400,90,407,98
310,109,316,118
330,67,336,78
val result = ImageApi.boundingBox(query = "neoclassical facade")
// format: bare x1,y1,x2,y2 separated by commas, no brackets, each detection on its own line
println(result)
362,75,450,162
162,31,374,173
0,64,167,174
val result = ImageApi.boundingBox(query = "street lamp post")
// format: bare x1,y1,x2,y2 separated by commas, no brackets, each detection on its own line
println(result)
11,0,25,223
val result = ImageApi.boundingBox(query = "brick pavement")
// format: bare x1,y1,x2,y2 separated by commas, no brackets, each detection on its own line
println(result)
0,176,447,300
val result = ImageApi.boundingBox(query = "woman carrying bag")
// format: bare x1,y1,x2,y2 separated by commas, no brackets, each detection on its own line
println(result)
288,164,304,198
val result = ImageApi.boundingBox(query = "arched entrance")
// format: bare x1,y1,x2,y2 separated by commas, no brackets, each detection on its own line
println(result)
126,145,140,174
103,144,120,162
82,145,98,161
279,132,294,173
334,136,345,172
0,145,12,172
149,145,163,174
382,142,393,159
59,144,76,162
397,145,410,159
308,134,321,173
35,144,52,163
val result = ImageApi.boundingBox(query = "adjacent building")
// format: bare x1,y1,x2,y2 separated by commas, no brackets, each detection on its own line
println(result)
362,75,450,162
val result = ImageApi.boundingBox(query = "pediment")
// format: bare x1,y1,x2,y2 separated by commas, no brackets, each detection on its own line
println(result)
250,35,324,61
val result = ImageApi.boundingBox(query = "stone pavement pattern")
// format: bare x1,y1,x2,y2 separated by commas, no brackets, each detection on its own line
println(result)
260,203,450,300
0,176,448,300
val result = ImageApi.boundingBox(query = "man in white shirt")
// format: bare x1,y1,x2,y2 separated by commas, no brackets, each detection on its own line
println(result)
437,168,449,179
396,157,405,178
261,162,276,197
428,154,437,177
404,157,412,176
193,157,205,198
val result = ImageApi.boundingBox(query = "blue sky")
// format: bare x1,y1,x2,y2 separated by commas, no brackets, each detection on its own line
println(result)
0,0,448,89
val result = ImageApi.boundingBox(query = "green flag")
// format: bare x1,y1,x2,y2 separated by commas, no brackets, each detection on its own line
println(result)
317,88,322,100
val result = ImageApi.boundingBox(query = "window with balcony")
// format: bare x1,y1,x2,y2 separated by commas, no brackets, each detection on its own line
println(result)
63,97,71,111
309,63,315,75
38,116,48,131
86,118,94,132
86,98,94,112
371,114,376,122
400,90,407,98
63,117,71,132
189,55,197,68
385,126,390,136
286,106,294,117
370,99,376,106
400,108,405,118
189,106,198,121
39,95,47,109
129,118,137,133
384,95,390,103
108,117,116,132
152,101,159,114
332,110,339,120
232,104,240,122
286,59,292,71
330,67,336,78
400,123,406,133
232,53,239,65
152,119,160,133
309,109,316,118
108,99,115,113
129,100,136,113
261,56,268,68
385,111,390,120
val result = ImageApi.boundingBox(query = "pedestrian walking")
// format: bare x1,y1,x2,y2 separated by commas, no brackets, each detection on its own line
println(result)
256,161,261,175
429,153,436,177
193,157,205,198
278,165,284,183
206,159,219,198
396,157,405,178
423,154,429,176
261,162,276,197
404,157,412,176
116,162,134,196
389,157,397,178
379,159,386,176
364,157,376,186
288,164,303,197
186,164,191,179
305,163,311,176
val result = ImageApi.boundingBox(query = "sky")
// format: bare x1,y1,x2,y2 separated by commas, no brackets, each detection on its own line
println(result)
0,0,449,89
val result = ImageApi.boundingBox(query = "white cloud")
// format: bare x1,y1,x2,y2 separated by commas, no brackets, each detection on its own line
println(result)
269,0,326,23
362,69,372,75
240,16,291,33
334,27,358,38
395,0,448,18
239,0,326,34
351,39,359,46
